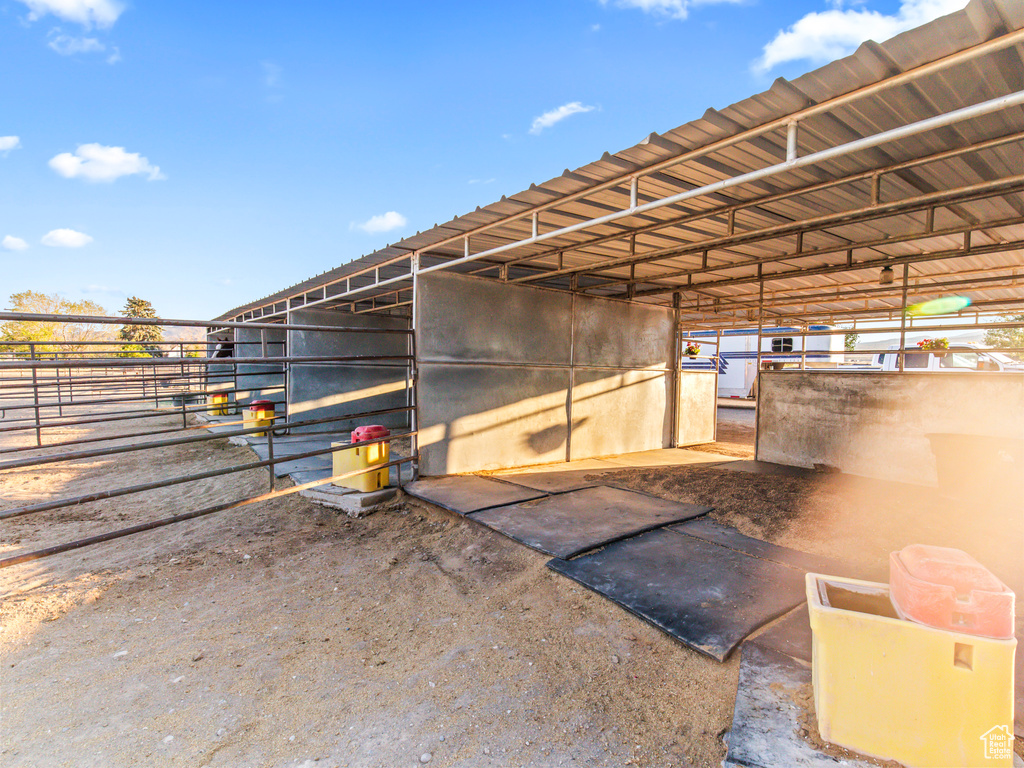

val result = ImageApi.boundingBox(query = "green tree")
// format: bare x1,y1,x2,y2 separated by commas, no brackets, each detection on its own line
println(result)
983,314,1024,361
118,296,163,347
0,291,110,356
844,331,860,352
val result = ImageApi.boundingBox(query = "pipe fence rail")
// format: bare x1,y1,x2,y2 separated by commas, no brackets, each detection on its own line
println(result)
0,310,418,569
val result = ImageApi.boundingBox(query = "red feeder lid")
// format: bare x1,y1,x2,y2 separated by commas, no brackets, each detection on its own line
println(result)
351,425,390,443
249,399,275,410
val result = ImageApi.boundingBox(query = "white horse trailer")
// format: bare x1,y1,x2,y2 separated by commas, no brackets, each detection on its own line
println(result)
682,326,845,398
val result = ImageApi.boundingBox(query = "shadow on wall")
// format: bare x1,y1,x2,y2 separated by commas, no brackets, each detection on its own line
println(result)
525,418,589,455
421,369,671,474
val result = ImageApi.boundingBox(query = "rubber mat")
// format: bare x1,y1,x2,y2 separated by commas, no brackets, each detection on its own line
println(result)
746,604,812,664
548,528,807,661
471,485,711,559
494,468,613,494
671,519,849,576
404,475,546,515
724,644,876,767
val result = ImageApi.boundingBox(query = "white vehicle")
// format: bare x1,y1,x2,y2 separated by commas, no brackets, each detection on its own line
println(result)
877,342,1022,372
684,326,845,398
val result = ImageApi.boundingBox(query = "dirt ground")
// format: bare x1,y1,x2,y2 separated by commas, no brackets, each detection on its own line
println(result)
1,412,740,768
2,405,1020,767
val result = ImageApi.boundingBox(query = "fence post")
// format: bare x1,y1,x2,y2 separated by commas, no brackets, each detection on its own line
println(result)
266,427,276,491
55,354,64,417
29,344,42,447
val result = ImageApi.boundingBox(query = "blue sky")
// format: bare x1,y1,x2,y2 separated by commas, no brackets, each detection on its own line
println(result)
1,0,965,320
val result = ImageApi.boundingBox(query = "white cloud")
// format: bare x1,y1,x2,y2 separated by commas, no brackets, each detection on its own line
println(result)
468,178,496,185
2,235,29,251
755,0,967,73
49,143,165,182
351,211,408,234
0,136,20,155
17,0,124,29
41,228,93,247
529,102,595,135
47,31,105,55
598,0,741,21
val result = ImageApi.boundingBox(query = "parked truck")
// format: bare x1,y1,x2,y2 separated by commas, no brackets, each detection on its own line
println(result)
877,342,1022,372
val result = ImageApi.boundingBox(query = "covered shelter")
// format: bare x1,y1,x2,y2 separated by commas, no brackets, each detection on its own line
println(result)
215,0,1024,481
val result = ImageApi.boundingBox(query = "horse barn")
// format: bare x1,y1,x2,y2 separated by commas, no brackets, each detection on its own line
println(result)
213,0,1024,485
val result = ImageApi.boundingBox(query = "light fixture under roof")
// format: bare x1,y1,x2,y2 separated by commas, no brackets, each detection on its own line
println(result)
879,266,895,285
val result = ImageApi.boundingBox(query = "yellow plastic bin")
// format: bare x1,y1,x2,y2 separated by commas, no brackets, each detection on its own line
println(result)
244,400,275,437
209,393,229,416
331,439,389,492
807,573,1016,767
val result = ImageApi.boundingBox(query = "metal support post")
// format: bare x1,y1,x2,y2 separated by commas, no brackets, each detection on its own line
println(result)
786,121,799,162
898,264,910,371
670,292,682,448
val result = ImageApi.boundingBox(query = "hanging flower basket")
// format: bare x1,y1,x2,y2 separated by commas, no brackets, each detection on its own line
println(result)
685,343,701,359
917,337,949,357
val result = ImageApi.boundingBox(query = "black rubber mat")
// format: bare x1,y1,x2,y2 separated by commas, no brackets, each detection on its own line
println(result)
471,485,711,559
746,604,812,664
548,528,807,661
671,519,849,576
724,644,876,767
494,468,612,494
404,476,546,515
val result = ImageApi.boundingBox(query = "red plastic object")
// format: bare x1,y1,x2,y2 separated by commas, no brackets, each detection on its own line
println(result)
249,400,274,411
889,544,1015,639
351,425,390,443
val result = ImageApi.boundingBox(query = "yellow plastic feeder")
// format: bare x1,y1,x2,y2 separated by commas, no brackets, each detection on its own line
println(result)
807,573,1016,767
332,425,390,493
209,393,229,416
244,400,275,437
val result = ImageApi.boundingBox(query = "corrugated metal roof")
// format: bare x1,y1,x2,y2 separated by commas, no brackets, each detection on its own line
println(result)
218,0,1024,327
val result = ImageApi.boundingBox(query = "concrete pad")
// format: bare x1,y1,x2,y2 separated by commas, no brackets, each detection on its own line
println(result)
548,529,807,661
471,486,711,559
299,486,397,517
724,644,877,767
404,476,547,515
601,448,738,468
670,519,850,576
500,458,621,475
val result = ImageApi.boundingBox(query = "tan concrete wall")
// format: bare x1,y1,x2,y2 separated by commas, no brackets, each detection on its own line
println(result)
677,371,717,446
416,272,707,475
756,371,1024,484
286,308,411,434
